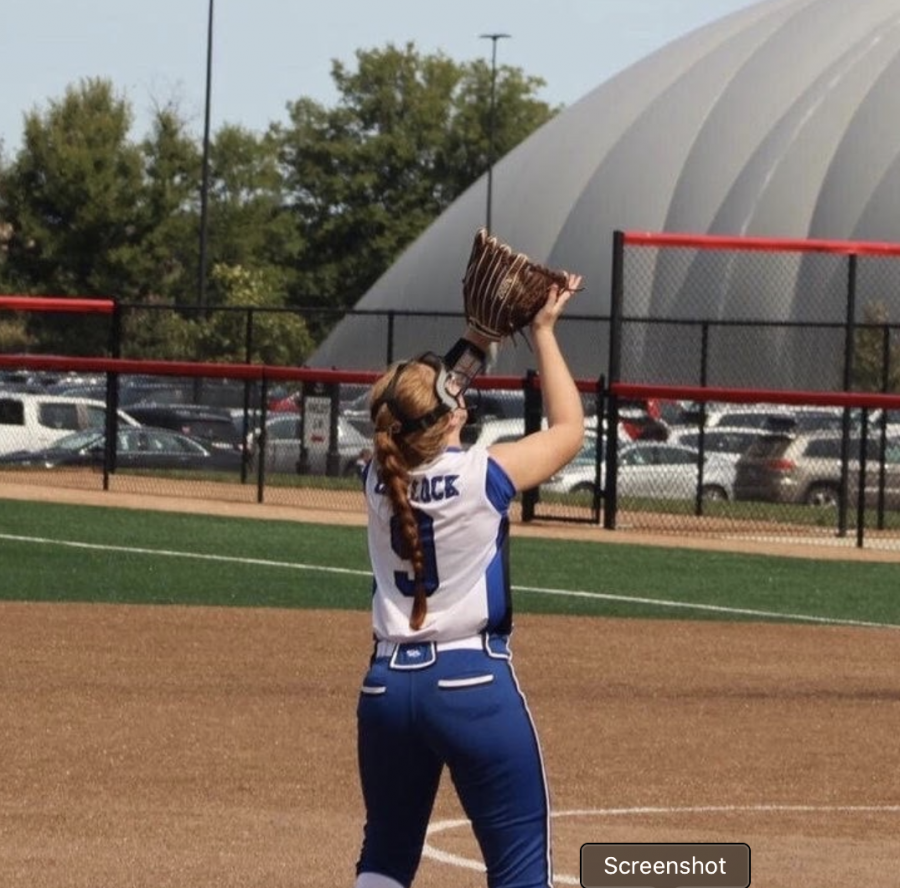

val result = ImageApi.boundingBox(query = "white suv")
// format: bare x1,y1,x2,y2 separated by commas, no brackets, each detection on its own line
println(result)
0,393,140,455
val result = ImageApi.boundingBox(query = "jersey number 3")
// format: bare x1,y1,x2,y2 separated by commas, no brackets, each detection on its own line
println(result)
390,509,439,597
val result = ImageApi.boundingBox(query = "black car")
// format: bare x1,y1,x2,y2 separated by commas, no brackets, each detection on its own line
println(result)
0,427,243,472
125,404,244,452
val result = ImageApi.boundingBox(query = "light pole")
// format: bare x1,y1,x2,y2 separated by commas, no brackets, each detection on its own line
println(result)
198,0,214,310
479,32,510,235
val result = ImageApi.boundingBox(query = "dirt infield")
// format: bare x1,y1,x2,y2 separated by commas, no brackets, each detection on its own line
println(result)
1,604,898,887
1,481,899,886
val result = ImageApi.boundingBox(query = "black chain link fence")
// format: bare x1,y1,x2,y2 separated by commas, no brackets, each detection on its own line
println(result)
604,231,900,550
5,228,900,554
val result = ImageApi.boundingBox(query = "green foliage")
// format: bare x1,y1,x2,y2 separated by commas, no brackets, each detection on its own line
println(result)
124,107,203,306
445,57,560,197
1,79,145,353
277,42,556,326
119,298,201,361
852,301,900,392
0,317,33,351
0,218,11,290
195,263,313,364
198,126,303,307
3,79,144,296
0,45,555,357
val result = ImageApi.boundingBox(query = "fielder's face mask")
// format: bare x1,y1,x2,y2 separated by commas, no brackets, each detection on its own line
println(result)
370,352,471,435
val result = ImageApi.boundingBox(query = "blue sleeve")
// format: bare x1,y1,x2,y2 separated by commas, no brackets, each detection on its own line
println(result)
485,456,516,511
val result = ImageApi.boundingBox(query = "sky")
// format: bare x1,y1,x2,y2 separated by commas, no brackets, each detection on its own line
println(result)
0,0,761,156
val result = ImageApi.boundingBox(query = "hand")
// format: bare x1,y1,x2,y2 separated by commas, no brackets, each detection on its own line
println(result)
531,273,583,333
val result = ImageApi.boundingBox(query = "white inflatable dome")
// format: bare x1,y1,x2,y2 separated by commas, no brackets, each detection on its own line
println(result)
311,0,900,385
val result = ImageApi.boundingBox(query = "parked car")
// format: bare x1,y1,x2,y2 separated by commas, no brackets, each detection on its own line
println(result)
616,397,684,440
0,393,140,455
125,404,244,453
44,378,193,407
733,430,900,507
463,415,596,448
344,387,528,446
544,441,735,501
787,406,848,433
542,433,603,494
340,392,373,438
678,401,797,431
0,370,49,393
468,414,640,451
868,409,900,438
268,390,301,413
463,417,526,448
0,426,243,472
670,427,764,465
247,413,371,476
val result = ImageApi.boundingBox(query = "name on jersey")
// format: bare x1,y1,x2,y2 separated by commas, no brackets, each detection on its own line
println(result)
375,473,461,503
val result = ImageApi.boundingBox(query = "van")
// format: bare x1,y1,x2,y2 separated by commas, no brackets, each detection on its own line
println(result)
0,394,139,455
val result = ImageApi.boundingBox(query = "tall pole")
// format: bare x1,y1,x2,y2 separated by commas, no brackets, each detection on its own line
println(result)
479,33,510,235
198,0,215,310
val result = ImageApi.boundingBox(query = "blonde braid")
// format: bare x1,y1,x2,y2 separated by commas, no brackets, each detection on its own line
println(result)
370,362,454,630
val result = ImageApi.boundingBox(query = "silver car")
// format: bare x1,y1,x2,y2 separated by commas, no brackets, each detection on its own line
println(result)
670,427,764,466
544,440,735,501
734,431,900,507
248,413,370,477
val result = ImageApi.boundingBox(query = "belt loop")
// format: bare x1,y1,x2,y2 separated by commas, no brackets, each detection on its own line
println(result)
485,633,511,659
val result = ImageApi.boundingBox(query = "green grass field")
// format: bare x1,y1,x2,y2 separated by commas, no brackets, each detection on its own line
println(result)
1,497,898,628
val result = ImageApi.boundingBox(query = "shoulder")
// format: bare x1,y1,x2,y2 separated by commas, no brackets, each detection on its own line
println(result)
454,445,515,509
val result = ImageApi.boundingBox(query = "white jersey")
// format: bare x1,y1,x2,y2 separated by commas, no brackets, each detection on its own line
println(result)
364,445,516,643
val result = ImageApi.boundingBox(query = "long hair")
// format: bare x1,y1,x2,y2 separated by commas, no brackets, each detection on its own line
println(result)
369,361,453,630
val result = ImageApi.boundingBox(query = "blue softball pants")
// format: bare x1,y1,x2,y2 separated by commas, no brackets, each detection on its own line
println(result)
354,636,553,888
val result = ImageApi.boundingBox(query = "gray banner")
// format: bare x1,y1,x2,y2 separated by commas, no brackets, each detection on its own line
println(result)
581,843,750,887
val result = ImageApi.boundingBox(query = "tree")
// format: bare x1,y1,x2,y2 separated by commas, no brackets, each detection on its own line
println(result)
196,125,302,307
123,105,203,307
196,263,313,365
853,301,900,392
276,43,557,326
0,45,556,359
3,79,144,297
119,295,201,361
0,79,144,354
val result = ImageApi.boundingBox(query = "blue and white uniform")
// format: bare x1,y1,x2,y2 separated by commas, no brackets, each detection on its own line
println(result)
355,446,553,888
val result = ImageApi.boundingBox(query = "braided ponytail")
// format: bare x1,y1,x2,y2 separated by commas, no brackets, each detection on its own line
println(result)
370,362,454,630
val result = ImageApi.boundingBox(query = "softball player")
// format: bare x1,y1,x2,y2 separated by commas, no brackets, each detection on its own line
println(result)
353,275,584,888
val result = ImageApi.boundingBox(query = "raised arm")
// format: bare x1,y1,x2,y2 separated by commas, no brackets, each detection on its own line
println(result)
488,274,585,491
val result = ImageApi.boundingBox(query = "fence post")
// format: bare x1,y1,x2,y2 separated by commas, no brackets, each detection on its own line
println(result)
386,311,396,364
856,408,869,548
240,308,256,485
256,377,269,503
103,298,123,490
694,321,710,517
593,375,605,525
520,370,542,522
604,231,625,530
876,325,891,528
325,382,341,477
838,254,859,539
